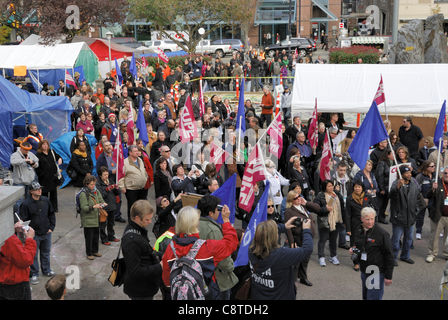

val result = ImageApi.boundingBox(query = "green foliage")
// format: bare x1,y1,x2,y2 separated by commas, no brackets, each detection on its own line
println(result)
139,54,212,72
0,25,12,44
329,45,381,64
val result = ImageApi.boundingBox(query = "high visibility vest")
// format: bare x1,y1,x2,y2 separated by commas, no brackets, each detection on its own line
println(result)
153,230,174,253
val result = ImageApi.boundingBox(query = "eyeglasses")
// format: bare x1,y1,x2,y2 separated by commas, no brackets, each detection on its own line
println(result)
293,196,300,200
443,172,448,175
429,165,435,168
162,150,171,153
267,205,275,208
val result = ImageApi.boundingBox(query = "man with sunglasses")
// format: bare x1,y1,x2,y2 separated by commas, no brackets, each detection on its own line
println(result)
425,166,448,263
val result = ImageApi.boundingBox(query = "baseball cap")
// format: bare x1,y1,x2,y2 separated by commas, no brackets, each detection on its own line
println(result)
29,182,43,191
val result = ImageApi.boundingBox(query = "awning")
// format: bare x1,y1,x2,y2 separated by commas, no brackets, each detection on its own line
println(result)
311,0,338,21
351,37,388,45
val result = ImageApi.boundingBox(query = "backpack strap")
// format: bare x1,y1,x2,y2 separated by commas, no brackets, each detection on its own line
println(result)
170,238,206,260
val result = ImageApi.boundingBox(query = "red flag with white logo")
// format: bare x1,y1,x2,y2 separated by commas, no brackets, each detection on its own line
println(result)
210,141,230,172
267,112,283,159
113,131,125,184
373,75,385,106
319,131,332,182
65,70,78,89
238,144,268,213
179,96,198,143
307,98,319,149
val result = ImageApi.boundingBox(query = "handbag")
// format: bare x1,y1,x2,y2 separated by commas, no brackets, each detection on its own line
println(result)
108,243,126,287
235,262,258,300
51,149,63,186
66,161,77,180
90,194,108,223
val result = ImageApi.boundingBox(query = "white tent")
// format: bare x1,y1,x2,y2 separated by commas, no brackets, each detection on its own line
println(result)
291,63,448,114
0,42,91,70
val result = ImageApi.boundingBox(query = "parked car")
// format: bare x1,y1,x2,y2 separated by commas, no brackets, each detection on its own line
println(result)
306,38,317,52
264,38,314,57
215,39,245,53
194,39,234,57
144,39,181,53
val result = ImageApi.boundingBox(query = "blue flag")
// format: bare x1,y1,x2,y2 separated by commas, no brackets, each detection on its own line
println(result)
235,77,246,135
136,100,149,146
114,58,123,86
434,100,446,150
211,173,237,224
234,180,270,268
348,101,388,171
129,53,138,79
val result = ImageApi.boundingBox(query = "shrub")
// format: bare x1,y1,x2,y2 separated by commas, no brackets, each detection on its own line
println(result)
329,45,381,64
137,54,212,71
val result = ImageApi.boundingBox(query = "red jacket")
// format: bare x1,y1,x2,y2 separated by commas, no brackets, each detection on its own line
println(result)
0,235,36,285
162,222,238,299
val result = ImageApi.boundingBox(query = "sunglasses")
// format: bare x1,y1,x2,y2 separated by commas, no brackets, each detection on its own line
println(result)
268,205,275,208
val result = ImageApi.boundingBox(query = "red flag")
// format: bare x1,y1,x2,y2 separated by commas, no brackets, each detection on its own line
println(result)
65,70,78,89
113,131,125,184
157,47,169,63
307,98,319,149
267,112,282,159
239,144,268,213
126,105,135,146
210,141,230,172
142,57,148,68
373,75,385,106
178,96,198,143
199,78,205,117
319,131,332,182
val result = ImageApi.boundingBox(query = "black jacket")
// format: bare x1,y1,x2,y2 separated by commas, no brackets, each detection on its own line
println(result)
122,220,163,298
156,199,182,236
427,177,447,224
353,223,394,280
153,170,172,199
389,178,421,227
345,194,378,233
18,196,56,236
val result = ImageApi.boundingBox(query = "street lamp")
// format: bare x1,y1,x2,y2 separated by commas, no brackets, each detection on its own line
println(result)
106,31,113,72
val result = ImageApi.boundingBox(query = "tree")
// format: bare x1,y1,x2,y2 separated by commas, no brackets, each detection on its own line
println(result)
0,25,12,44
0,0,129,44
128,0,244,54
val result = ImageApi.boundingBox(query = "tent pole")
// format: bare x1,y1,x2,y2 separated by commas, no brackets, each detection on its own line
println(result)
37,69,40,93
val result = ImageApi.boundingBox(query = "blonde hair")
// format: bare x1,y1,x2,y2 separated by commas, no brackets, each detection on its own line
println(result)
175,206,200,235
285,190,298,209
249,220,279,260
130,200,154,220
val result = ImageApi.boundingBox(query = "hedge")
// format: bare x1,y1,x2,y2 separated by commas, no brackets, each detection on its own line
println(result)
329,45,381,64
137,54,212,71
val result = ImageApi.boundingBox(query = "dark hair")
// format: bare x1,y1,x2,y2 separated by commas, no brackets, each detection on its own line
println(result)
98,166,109,177
155,157,172,176
83,175,96,186
197,195,221,217
321,179,334,192
352,180,365,192
172,164,183,175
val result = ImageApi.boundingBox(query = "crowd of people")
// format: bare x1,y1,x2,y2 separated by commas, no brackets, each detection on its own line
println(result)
1,51,447,301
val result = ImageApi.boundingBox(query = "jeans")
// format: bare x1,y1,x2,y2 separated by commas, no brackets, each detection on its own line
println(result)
272,76,280,89
361,272,385,300
391,223,414,261
31,232,52,277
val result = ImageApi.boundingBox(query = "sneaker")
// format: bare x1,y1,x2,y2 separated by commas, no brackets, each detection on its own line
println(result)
30,276,39,285
319,257,326,267
416,233,422,240
426,255,434,263
329,256,340,265
43,271,55,277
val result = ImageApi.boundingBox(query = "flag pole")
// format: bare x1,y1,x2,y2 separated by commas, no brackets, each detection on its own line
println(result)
381,74,388,121
436,137,442,183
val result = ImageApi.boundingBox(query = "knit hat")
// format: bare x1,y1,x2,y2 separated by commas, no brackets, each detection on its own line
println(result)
108,113,116,120
156,196,167,207
399,165,411,175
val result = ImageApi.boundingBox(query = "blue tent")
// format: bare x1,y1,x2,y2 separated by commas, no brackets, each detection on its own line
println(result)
0,75,73,168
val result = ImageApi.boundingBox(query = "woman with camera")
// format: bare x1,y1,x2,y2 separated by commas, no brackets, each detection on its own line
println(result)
248,217,313,300
284,190,320,286
313,179,346,267
79,175,107,260
345,180,378,271
96,166,120,246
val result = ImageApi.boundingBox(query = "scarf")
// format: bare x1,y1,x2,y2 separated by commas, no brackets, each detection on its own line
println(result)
352,191,365,206
325,192,342,231
73,149,88,158
162,170,172,187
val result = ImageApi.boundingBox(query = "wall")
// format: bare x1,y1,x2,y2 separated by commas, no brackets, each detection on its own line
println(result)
0,186,25,247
